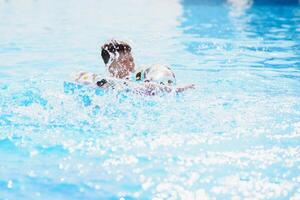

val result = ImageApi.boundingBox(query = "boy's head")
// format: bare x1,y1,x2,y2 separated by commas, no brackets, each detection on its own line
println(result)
101,40,135,79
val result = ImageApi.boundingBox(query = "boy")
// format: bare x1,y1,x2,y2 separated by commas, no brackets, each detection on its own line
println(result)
75,39,194,95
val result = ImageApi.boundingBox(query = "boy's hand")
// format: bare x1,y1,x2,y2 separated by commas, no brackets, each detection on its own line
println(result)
175,84,195,93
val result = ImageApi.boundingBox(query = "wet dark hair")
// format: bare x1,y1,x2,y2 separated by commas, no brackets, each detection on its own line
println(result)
101,40,131,64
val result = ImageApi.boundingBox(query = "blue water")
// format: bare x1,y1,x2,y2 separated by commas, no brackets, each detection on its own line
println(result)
1,0,300,199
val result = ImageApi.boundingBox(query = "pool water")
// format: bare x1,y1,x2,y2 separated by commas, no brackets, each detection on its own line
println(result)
0,0,300,199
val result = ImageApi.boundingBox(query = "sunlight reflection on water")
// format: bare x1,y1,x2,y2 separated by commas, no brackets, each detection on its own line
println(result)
0,0,300,199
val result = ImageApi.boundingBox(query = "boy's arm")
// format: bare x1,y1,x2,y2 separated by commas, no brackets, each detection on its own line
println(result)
174,84,195,93
141,82,195,95
74,73,195,95
106,80,195,95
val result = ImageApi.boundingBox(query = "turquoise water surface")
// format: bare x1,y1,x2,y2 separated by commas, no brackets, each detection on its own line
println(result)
0,0,300,199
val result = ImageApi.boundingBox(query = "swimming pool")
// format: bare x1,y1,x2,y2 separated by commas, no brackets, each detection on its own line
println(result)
0,0,300,199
